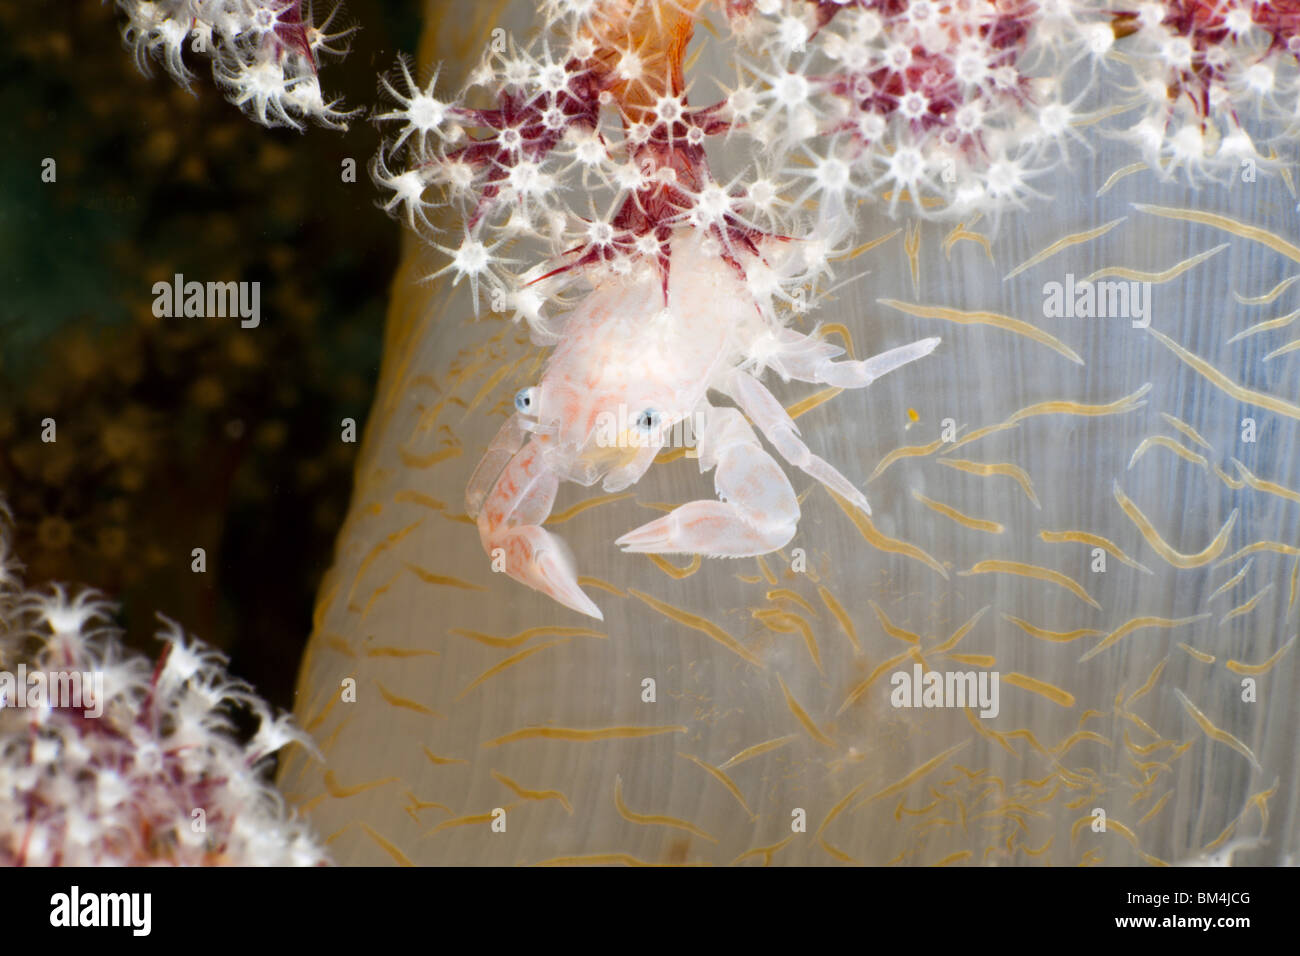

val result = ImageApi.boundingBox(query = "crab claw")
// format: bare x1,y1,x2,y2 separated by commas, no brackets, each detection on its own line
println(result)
615,502,793,556
617,408,799,558
494,525,603,620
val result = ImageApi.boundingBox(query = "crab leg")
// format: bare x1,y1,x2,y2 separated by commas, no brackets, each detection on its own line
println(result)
477,436,603,619
465,412,532,518
726,368,875,514
767,330,941,388
616,406,799,556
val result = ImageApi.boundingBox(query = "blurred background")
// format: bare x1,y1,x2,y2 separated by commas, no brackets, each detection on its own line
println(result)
0,0,422,709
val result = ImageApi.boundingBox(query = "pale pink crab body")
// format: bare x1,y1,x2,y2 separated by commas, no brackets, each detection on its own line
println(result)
466,230,940,618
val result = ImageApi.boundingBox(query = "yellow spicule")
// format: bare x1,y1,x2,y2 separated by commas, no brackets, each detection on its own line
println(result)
912,490,1005,534
870,437,947,481
1135,204,1300,262
1228,460,1300,506
676,751,756,820
1078,615,1210,664
878,299,1084,365
1112,484,1238,568
1004,216,1127,279
870,384,1150,481
1096,164,1147,197
1173,691,1262,772
1085,242,1228,284
721,735,799,770
1218,540,1300,563
1208,559,1253,603
1147,328,1300,422
1001,673,1075,708
1225,635,1297,676
960,559,1100,610
1233,274,1300,305
753,607,823,674
1263,338,1300,361
829,490,949,578
1158,412,1213,450
1226,305,1299,342
1039,529,1151,574
785,386,843,420
942,218,994,262
491,770,574,814
614,775,718,843
1218,584,1273,627
456,638,580,699
630,588,763,666
1292,560,1299,615
938,459,1042,508
1127,434,1208,471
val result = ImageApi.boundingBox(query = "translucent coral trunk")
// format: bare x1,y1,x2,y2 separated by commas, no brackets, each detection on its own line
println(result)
281,0,1300,865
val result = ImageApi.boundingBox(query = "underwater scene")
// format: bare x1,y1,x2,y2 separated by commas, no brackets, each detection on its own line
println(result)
2,0,1298,876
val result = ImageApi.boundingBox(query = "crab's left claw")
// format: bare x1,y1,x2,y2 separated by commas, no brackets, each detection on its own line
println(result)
476,435,604,619
493,525,604,620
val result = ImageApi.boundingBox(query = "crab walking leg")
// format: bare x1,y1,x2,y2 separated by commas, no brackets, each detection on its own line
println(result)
726,369,874,515
465,412,532,518
477,437,604,620
772,331,942,388
616,407,799,556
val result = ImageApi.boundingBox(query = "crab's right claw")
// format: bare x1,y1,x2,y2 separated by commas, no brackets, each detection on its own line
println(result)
496,526,603,620
616,412,800,558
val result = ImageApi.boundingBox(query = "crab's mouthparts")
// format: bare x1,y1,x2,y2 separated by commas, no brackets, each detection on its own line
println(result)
522,420,557,437
548,441,639,487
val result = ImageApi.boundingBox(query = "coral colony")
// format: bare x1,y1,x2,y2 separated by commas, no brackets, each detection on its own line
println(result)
111,0,356,129
107,0,1300,352
114,1,1300,294
0,514,327,866
108,0,1300,614
371,0,1300,612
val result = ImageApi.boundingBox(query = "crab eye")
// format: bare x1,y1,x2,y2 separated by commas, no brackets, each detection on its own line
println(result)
515,387,538,415
634,409,660,432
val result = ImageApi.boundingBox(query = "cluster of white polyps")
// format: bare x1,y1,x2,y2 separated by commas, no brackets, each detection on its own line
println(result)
0,510,327,866
369,0,1106,335
370,39,618,323
371,0,1300,332
112,0,355,129
370,2,854,335
733,0,1299,197
1113,0,1300,180
724,0,1121,219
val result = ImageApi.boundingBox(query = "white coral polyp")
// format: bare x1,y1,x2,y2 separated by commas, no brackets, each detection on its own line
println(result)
0,513,328,866
113,0,354,130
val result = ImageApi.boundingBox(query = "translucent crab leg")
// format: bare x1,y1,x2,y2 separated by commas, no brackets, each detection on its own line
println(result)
465,412,531,518
772,332,941,388
726,369,873,515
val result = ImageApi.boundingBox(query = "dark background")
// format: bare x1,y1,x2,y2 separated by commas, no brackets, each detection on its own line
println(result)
0,0,424,712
